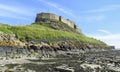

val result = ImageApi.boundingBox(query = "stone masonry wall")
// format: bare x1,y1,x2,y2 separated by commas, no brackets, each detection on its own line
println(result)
49,13,59,21
35,12,76,29
59,16,75,28
35,13,59,23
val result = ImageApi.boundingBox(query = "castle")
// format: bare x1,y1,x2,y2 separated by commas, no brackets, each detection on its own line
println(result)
35,12,77,29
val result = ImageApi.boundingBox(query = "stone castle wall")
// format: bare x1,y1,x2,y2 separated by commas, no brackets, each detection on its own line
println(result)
35,13,59,22
35,12,76,29
59,16,76,28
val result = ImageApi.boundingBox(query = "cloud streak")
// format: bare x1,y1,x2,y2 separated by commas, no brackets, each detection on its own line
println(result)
38,0,76,18
0,3,36,21
0,4,34,16
88,34,120,49
98,29,111,34
82,4,120,13
79,15,106,22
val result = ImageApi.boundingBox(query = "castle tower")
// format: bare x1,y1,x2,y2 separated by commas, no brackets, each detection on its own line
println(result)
35,12,59,23
35,12,78,29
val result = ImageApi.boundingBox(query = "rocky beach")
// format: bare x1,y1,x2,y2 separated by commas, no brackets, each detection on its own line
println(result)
0,46,119,72
0,12,119,72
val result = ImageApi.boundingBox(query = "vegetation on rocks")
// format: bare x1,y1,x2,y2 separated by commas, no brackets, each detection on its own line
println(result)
0,23,107,48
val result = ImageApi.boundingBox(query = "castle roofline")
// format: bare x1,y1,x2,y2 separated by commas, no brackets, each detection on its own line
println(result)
37,12,57,16
35,12,77,29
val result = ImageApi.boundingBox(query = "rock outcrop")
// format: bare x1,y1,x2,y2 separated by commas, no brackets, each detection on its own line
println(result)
0,32,23,47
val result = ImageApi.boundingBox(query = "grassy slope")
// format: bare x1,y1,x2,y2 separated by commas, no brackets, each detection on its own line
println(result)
0,23,106,46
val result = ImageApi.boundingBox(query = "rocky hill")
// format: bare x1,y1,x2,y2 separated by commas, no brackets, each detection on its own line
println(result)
0,12,113,51
0,13,117,72
0,21,108,50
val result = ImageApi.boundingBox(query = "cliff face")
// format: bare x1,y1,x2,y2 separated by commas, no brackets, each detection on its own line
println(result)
0,33,23,47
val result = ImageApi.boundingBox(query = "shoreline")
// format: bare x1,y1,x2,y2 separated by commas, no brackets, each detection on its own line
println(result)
0,46,119,72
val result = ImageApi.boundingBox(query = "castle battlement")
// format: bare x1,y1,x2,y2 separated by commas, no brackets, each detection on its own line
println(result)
35,12,77,29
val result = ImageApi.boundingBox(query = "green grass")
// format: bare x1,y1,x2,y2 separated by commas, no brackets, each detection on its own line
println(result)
0,23,106,45
0,24,13,33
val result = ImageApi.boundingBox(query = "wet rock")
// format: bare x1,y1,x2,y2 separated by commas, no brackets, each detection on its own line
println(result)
54,64,74,72
80,63,102,69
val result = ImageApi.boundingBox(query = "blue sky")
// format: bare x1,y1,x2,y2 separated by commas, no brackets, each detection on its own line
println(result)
0,0,120,48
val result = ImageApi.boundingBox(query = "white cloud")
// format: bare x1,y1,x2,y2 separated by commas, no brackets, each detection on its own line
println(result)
98,29,111,34
82,4,120,13
80,15,106,22
87,34,120,49
38,0,76,18
85,7,114,13
0,4,34,16
0,10,30,20
0,3,36,21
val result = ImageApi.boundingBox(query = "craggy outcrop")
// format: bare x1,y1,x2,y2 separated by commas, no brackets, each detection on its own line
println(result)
0,33,24,47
